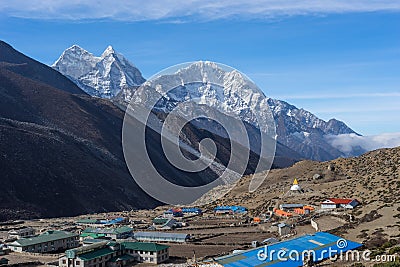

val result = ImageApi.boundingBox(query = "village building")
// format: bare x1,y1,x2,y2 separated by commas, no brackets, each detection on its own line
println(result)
80,226,133,241
162,208,183,218
279,204,305,210
59,241,169,267
152,218,177,230
214,206,247,214
273,208,293,217
76,218,127,227
8,227,35,239
321,198,360,209
277,223,291,236
181,208,202,215
7,230,79,253
134,232,190,243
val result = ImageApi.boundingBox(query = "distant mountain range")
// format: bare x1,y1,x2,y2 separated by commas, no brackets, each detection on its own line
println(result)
53,47,362,161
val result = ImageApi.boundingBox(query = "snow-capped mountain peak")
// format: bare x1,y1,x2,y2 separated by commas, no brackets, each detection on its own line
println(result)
101,45,116,57
54,53,361,161
52,45,96,79
64,44,88,53
124,61,360,161
52,45,145,98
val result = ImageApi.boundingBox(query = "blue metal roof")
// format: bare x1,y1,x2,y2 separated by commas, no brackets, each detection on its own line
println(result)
213,232,362,267
181,208,202,213
214,206,247,212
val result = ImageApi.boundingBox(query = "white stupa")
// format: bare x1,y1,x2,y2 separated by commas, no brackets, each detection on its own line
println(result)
290,178,302,192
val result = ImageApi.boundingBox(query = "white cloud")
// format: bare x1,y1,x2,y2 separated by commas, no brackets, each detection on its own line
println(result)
1,0,400,21
271,92,400,100
326,132,400,154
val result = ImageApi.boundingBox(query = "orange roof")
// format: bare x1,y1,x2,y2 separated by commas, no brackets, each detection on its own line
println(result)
294,208,305,214
274,209,293,217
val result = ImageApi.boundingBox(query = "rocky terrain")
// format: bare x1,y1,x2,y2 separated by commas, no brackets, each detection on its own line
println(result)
206,146,400,250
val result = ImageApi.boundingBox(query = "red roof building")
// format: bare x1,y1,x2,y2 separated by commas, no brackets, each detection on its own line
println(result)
321,198,360,209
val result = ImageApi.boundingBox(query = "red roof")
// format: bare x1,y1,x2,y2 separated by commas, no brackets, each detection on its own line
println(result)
324,198,355,205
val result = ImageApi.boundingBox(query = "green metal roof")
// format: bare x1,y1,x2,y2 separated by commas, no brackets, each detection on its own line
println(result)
108,254,135,262
78,247,115,261
114,226,133,234
82,239,106,244
80,233,106,238
152,218,169,224
121,242,169,252
9,231,78,247
76,219,98,224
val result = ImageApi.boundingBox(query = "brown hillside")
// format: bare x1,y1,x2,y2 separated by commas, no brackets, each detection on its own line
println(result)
207,147,400,245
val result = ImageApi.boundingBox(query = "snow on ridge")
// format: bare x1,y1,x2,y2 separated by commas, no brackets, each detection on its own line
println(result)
52,45,145,98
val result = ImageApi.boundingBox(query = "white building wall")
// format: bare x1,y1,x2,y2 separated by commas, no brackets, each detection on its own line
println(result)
321,204,337,209
10,236,78,253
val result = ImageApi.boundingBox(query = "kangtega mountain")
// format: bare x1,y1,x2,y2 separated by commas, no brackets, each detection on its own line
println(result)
52,45,145,98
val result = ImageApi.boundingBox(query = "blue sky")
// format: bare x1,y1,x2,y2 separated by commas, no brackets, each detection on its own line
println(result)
0,1,399,137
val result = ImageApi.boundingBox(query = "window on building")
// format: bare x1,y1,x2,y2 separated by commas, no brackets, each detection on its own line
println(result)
76,261,80,265
62,260,66,264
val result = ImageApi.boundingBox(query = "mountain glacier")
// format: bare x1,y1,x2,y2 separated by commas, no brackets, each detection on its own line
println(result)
124,61,361,161
51,44,362,161
52,45,145,98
